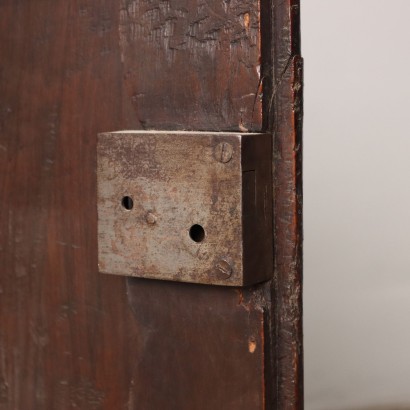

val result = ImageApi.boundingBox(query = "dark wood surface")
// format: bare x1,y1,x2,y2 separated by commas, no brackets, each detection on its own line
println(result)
127,279,267,409
0,0,302,408
119,0,263,132
0,2,139,408
271,2,304,408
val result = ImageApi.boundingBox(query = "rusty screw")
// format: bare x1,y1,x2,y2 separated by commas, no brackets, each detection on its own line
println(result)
214,142,233,163
215,259,232,279
145,212,157,225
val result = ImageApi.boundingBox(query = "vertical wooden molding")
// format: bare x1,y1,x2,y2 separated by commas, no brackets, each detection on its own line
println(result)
270,0,303,408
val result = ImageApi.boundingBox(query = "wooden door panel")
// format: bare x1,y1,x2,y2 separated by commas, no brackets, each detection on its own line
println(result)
0,2,138,408
0,0,302,408
127,279,267,409
119,0,263,131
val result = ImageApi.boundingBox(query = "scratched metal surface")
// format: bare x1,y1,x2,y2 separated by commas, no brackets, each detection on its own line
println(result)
98,131,243,285
97,131,273,286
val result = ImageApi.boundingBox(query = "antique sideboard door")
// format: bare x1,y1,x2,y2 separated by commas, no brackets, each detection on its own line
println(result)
0,0,302,408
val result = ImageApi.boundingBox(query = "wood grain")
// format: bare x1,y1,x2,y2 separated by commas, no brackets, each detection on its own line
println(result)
271,1,304,408
0,2,139,408
0,0,302,407
119,0,262,131
126,279,268,409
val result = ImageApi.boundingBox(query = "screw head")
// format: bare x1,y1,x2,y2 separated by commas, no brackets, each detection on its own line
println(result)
214,259,232,279
214,142,233,163
145,212,157,225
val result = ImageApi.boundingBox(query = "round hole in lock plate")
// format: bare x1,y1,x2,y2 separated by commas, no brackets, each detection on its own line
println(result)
189,224,205,243
121,196,134,210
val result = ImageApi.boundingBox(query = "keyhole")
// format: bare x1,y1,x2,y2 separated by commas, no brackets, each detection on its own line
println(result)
189,224,205,243
121,196,134,210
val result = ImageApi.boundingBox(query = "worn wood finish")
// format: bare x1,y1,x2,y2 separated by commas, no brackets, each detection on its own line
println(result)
127,279,268,409
119,0,262,131
0,0,302,408
271,1,304,408
0,2,140,408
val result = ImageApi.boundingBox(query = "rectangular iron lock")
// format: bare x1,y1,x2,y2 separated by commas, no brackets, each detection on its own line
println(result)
97,131,273,286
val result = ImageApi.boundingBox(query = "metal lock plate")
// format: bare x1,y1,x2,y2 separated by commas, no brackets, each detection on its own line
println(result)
97,131,273,286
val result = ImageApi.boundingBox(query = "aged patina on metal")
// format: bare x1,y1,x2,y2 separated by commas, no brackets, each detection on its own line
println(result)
97,131,272,286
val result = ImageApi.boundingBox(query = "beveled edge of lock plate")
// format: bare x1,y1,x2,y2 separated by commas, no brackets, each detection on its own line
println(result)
107,130,264,135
